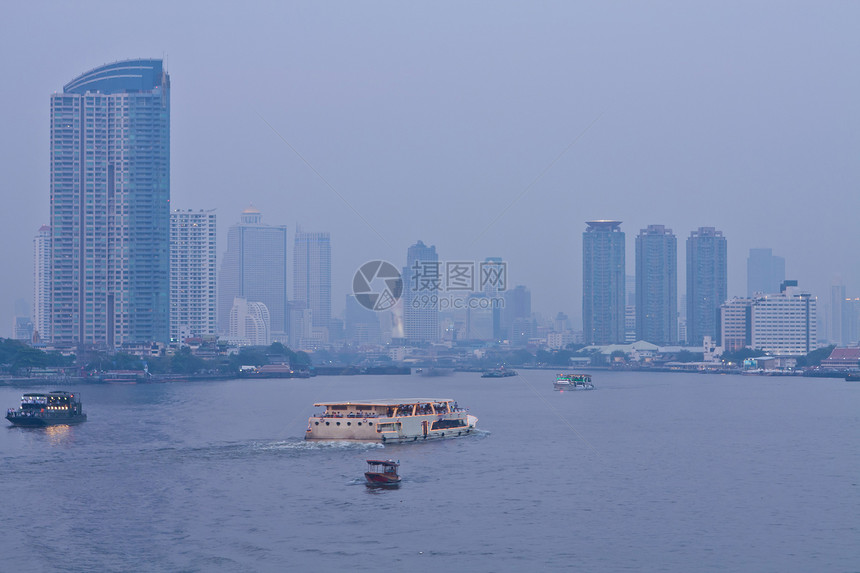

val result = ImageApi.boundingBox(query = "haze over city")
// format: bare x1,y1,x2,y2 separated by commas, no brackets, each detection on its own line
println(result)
1,1,858,336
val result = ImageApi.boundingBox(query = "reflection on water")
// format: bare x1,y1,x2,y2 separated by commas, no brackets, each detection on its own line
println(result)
44,424,73,446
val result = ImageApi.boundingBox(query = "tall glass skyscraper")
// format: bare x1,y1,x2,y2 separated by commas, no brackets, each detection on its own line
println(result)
403,240,439,342
218,207,289,336
293,230,332,331
635,224,677,345
747,248,785,296
50,59,170,347
686,227,727,345
582,221,626,345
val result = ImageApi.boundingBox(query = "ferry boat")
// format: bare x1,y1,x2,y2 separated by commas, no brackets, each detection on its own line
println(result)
553,373,594,391
305,398,477,442
6,391,87,427
365,459,401,485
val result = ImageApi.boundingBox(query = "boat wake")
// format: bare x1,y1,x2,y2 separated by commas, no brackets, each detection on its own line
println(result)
251,438,385,453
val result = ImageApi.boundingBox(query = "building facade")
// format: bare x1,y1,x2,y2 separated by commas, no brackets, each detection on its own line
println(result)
33,225,51,342
686,227,727,345
635,224,677,345
747,248,785,296
169,209,217,345
228,298,271,346
293,230,332,336
582,220,626,345
50,59,170,346
719,282,818,356
218,207,288,336
402,240,439,342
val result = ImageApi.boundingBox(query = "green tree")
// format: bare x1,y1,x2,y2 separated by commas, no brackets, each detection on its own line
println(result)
795,345,835,368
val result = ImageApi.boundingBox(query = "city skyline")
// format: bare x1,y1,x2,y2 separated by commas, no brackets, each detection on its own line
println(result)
1,3,859,337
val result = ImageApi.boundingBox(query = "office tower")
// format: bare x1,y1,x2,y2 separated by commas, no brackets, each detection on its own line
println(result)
719,282,818,356
751,282,817,355
829,283,846,345
228,298,271,346
482,256,505,340
402,240,439,342
686,227,728,346
635,224,677,345
50,59,170,346
33,225,51,342
345,294,381,345
170,209,217,345
747,248,785,296
293,229,332,332
218,207,288,336
583,221,626,345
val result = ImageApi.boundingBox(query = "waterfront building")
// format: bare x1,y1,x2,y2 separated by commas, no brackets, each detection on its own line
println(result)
502,285,531,341
170,209,217,345
718,297,753,353
218,207,288,336
582,221,626,345
228,298,271,346
719,281,818,356
747,248,785,296
402,240,439,342
635,224,677,345
750,282,817,356
33,225,51,342
293,229,332,336
50,59,170,346
686,227,727,345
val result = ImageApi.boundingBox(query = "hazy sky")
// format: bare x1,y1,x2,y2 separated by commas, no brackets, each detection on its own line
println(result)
1,1,858,336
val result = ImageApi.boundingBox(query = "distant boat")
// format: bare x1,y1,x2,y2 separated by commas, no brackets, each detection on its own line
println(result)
554,373,594,391
846,374,860,382
481,367,517,378
365,459,401,486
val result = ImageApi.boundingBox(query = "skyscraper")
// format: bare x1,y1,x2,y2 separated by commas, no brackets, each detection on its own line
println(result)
635,224,677,345
50,59,170,346
33,225,51,342
293,229,332,333
218,207,288,336
686,227,727,345
582,221,625,345
747,248,785,296
170,209,217,345
402,240,439,342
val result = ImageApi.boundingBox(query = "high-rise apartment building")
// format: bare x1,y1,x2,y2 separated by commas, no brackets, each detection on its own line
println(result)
50,59,170,346
402,240,439,342
33,225,51,342
747,248,785,296
582,221,626,345
170,209,217,345
218,207,288,336
686,227,727,345
293,230,332,332
635,224,677,345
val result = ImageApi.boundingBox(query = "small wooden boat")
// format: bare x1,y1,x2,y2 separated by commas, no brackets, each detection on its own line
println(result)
365,459,401,485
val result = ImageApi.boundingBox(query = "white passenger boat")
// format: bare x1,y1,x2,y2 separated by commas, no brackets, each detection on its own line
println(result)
305,398,478,443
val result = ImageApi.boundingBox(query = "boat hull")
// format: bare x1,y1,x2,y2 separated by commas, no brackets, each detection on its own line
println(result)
6,414,87,427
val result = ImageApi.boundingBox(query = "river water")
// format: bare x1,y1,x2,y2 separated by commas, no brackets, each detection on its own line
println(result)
0,371,857,572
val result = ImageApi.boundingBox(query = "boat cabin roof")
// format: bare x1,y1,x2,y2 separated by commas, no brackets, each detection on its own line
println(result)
366,459,399,467
314,398,454,407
